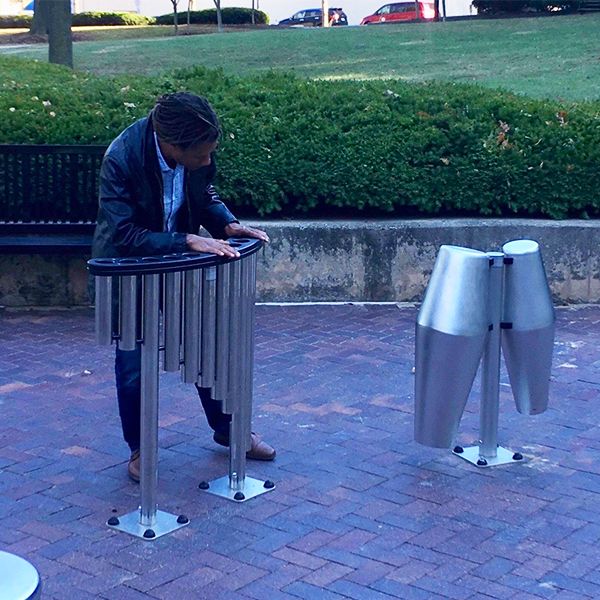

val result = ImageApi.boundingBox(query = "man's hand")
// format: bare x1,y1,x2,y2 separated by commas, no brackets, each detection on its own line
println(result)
185,234,240,258
224,222,270,244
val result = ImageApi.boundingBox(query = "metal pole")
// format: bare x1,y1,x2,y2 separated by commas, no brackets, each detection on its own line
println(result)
238,255,254,474
140,273,160,528
107,268,190,537
105,267,189,538
228,259,245,490
442,247,531,469
199,241,275,502
241,252,257,452
479,253,504,460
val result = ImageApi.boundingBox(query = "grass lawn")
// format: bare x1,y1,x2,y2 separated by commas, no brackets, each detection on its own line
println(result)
1,14,599,101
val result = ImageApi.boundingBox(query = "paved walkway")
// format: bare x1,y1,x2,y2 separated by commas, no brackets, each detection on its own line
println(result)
0,304,599,599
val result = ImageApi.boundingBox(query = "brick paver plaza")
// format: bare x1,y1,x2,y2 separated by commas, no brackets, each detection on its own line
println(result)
1,303,599,599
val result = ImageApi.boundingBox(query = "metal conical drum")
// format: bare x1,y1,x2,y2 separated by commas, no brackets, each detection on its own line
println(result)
501,240,555,415
415,246,490,448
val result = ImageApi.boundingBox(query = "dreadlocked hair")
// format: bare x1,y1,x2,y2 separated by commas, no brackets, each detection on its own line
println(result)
151,92,221,149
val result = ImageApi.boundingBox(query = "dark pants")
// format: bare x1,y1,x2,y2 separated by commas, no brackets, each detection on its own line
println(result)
115,346,231,453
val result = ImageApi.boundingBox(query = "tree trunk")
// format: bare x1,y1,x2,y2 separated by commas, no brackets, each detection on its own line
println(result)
47,0,72,68
251,0,255,25
170,0,179,34
322,0,329,26
30,0,50,35
213,0,223,32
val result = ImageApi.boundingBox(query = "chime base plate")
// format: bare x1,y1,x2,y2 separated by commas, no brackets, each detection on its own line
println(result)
453,445,525,468
201,475,275,502
107,509,189,540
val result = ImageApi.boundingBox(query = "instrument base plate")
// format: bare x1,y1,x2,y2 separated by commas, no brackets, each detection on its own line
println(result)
201,475,275,502
453,445,525,468
107,509,189,540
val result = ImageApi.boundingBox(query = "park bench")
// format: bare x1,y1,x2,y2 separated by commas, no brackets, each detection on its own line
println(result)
0,144,106,254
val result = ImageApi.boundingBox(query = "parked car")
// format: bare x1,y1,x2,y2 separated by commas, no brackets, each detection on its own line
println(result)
278,7,348,27
360,2,437,24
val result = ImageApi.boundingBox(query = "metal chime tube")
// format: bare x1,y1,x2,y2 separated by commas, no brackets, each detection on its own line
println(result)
140,273,160,527
119,275,137,351
163,271,182,372
241,253,257,455
214,263,231,402
479,253,504,459
183,269,202,383
201,267,217,388
228,259,245,489
95,276,113,346
414,246,489,448
238,257,251,460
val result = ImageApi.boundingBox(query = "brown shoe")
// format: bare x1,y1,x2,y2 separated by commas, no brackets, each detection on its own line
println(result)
213,431,276,461
128,450,140,483
247,432,276,461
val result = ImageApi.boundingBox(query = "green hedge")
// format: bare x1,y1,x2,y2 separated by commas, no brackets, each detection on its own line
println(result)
155,8,269,25
473,1,578,13
0,11,153,28
0,8,265,29
0,14,32,28
71,11,155,26
0,56,598,219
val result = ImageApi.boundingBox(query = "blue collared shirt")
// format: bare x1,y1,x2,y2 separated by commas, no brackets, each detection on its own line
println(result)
154,133,185,233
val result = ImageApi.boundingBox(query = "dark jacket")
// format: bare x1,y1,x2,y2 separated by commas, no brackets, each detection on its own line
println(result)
92,115,237,259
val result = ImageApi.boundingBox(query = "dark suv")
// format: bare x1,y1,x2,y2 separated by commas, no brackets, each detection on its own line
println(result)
278,7,348,27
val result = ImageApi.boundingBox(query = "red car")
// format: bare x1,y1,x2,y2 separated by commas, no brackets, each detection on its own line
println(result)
360,1,437,24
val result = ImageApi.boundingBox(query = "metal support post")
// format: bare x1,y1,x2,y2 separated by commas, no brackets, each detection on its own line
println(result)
200,253,275,502
108,274,189,539
453,253,524,468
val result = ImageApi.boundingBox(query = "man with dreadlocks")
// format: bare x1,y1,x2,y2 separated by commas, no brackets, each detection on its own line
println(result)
93,92,275,482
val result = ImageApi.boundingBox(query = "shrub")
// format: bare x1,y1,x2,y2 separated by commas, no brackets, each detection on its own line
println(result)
71,11,155,26
0,57,598,220
0,14,32,28
473,1,578,14
155,7,269,25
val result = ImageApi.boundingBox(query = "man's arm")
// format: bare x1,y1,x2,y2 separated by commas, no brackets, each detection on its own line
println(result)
194,160,269,244
203,185,269,243
98,154,188,257
100,155,240,258
196,183,238,239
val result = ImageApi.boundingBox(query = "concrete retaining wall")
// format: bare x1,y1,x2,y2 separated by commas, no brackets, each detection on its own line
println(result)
254,219,600,304
1,219,598,306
